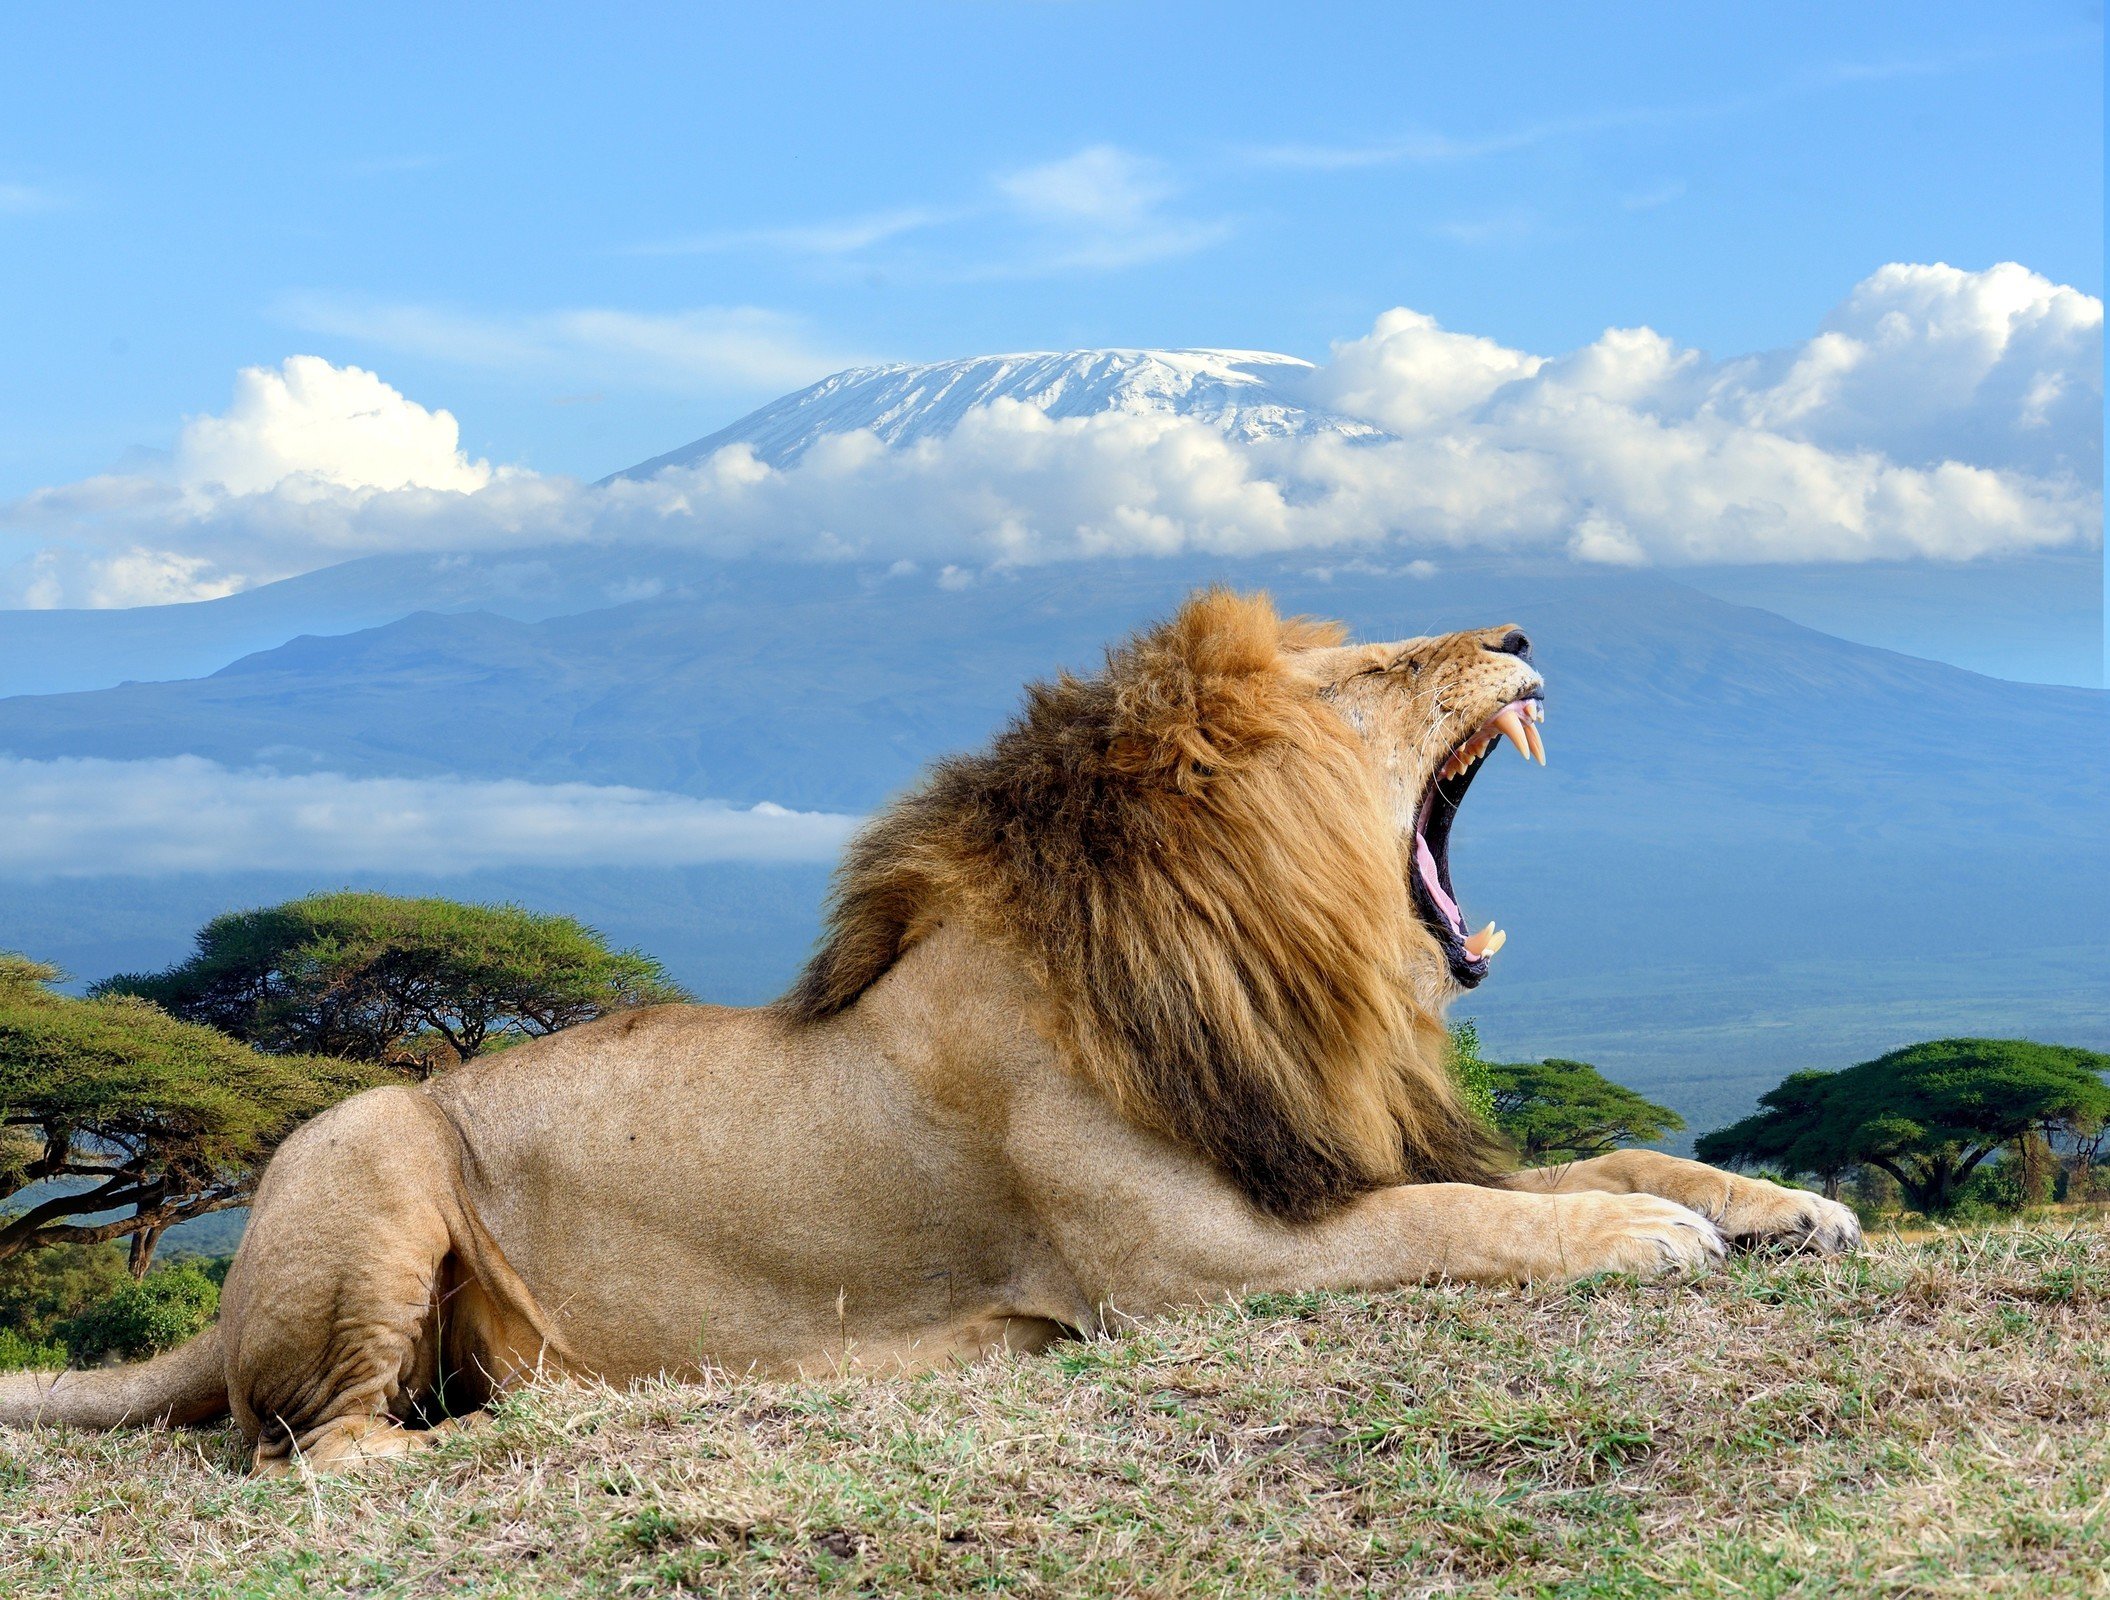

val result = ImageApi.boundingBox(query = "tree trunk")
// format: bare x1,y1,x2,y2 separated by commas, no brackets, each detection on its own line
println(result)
128,1220,165,1279
2077,1133,2103,1202
1869,1156,1944,1216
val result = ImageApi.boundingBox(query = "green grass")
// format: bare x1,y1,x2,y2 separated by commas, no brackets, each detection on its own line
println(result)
4,1218,2106,1597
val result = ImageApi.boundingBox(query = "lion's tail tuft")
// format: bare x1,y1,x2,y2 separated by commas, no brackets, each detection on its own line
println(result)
0,1321,228,1431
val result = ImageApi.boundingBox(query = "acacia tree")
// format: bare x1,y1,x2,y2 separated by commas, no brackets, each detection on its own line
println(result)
1,955,381,1275
1485,1057,1685,1164
99,892,689,1073
1694,1069,1860,1199
1697,1038,2110,1214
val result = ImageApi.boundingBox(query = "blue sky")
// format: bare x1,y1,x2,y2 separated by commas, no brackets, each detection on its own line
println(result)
1,1,2099,491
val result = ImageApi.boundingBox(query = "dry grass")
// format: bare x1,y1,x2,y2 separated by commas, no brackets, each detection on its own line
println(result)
4,1219,2106,1598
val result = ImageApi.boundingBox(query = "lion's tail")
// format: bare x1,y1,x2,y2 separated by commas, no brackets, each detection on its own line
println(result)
0,1321,228,1431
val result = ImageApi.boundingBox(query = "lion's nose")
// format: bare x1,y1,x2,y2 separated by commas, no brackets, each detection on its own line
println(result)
1487,629,1532,661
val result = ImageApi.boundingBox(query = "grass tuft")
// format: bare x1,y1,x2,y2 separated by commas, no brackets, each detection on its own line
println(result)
3,1219,2105,1596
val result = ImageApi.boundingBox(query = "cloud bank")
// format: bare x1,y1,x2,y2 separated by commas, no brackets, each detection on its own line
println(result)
178,355,492,497
0,756,860,877
3,262,2098,606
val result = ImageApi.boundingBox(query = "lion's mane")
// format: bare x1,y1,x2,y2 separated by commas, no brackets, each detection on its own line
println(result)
783,588,1502,1219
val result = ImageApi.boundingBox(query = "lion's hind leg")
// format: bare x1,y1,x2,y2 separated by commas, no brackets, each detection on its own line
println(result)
1502,1149,1860,1254
222,1086,491,1472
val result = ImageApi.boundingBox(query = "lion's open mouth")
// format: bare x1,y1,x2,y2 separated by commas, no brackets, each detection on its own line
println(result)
1411,696,1544,988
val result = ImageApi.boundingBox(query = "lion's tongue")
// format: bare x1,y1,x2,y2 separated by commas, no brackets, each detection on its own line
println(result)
1414,832,1464,933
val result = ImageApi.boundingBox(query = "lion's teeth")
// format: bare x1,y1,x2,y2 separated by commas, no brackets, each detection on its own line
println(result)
1463,922,1504,959
1524,722,1545,765
1494,708,1531,760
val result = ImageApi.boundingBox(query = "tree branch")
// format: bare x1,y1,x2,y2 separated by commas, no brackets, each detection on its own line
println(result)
0,1176,149,1255
0,1185,246,1261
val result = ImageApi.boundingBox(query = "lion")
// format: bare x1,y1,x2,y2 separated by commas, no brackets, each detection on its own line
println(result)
1,589,1857,1471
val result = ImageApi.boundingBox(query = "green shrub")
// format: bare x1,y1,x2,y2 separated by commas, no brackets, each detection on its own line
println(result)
60,1262,219,1364
1447,1020,1496,1129
1950,1159,2032,1222
0,1240,131,1345
0,1326,66,1372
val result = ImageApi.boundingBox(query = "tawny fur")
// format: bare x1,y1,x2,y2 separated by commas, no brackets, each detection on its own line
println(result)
786,590,1501,1218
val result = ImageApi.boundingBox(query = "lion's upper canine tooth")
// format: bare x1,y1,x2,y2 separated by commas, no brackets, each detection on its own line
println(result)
1494,708,1531,760
1524,722,1545,765
1463,922,1503,959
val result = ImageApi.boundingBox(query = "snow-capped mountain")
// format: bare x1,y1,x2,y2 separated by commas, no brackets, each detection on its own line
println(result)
604,348,1385,479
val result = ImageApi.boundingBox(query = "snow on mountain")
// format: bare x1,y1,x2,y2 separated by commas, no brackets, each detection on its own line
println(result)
604,349,1386,479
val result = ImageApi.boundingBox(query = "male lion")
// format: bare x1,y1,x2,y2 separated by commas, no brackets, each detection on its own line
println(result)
2,590,1857,1470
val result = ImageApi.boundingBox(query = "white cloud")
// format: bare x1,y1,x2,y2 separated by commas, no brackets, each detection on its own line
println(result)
1243,42,2065,173
1620,180,1687,212
610,145,1230,278
623,207,961,258
592,384,2085,570
1714,261,2102,477
273,296,869,393
73,548,246,608
1317,311,1547,432
1430,210,1540,247
176,356,492,496
1000,146,1173,231
1,181,63,214
1,262,2099,606
0,756,859,877
991,145,1232,271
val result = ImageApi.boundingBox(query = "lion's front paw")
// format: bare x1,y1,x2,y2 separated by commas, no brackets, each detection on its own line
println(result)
1542,1192,1726,1281
1713,1180,1862,1255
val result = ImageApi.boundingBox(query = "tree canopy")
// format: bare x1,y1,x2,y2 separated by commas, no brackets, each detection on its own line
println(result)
97,892,689,1072
1696,1038,2110,1214
1,954,382,1271
1485,1057,1685,1163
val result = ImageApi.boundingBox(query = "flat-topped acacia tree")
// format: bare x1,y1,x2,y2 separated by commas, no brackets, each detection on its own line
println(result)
0,955,382,1275
1697,1038,2110,1214
97,892,690,1074
1485,1057,1686,1165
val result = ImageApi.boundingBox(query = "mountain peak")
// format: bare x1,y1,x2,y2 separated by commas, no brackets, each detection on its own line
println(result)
605,348,1384,480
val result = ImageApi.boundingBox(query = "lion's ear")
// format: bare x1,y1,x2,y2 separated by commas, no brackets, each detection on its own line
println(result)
1277,615,1349,652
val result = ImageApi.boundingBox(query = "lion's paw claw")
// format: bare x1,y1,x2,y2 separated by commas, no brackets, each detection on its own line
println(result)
1720,1187,1862,1256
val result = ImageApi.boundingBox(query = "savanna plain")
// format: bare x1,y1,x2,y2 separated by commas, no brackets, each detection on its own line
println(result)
3,1218,2102,1600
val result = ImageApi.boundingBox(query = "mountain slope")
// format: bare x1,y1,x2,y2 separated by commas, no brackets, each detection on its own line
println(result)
604,348,1380,478
1,557,2095,828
